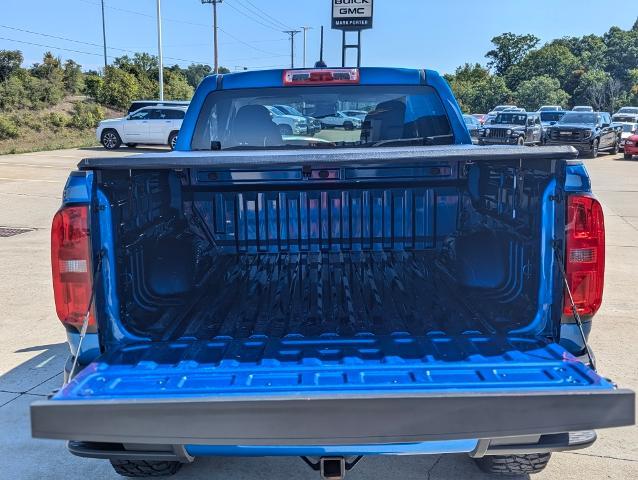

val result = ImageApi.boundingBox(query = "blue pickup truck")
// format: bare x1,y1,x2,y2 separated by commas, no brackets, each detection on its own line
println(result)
31,68,634,478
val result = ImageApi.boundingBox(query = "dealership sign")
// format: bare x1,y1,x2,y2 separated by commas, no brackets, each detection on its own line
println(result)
332,0,373,30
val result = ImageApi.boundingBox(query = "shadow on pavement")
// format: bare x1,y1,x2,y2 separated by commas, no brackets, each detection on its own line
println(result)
0,342,67,396
79,146,169,153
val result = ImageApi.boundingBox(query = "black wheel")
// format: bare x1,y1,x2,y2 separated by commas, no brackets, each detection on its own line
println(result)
125,143,137,148
611,137,620,155
516,136,524,146
589,139,599,158
110,460,182,477
474,453,552,476
101,129,122,150
343,121,354,131
168,132,178,150
625,153,633,160
278,124,293,136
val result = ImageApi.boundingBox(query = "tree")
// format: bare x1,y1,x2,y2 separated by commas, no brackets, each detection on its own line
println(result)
514,75,570,110
447,69,512,113
506,44,579,91
183,63,212,89
603,26,638,85
100,67,139,109
0,50,23,82
163,70,194,100
63,60,84,94
575,69,609,110
84,73,103,102
486,33,540,75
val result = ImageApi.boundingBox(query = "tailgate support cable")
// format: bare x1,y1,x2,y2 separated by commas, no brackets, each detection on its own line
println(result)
553,245,597,371
67,250,104,383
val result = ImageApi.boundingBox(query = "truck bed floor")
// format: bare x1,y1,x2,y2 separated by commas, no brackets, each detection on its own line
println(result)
158,251,514,341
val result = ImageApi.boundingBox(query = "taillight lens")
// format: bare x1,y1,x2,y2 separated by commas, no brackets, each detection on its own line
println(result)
564,195,605,316
283,68,360,86
51,205,95,331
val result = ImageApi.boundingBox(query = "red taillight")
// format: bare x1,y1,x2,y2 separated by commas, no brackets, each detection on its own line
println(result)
51,205,95,332
564,195,605,316
283,68,360,86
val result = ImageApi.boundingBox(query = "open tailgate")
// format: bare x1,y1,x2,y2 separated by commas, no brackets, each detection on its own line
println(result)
31,336,634,445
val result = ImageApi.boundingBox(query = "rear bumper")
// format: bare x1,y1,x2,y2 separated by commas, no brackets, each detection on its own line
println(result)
66,430,597,460
31,389,634,446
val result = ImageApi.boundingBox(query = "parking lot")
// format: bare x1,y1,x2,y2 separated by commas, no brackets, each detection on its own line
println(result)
0,147,636,479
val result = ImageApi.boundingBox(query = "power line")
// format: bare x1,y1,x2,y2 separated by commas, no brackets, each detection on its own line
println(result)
76,0,285,57
0,24,209,64
237,0,291,30
224,0,283,32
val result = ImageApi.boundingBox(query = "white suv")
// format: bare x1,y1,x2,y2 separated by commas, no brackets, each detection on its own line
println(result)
97,106,187,150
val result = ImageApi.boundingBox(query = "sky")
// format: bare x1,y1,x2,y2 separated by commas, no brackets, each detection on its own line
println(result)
1,0,636,74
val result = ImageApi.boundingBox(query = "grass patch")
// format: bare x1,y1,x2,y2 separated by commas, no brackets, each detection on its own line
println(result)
0,96,122,155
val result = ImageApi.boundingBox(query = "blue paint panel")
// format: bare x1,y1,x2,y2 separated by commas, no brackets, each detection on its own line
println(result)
565,162,592,192
52,335,615,402
185,439,479,457
175,67,471,151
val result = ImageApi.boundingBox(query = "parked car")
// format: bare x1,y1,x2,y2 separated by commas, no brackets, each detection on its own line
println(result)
97,106,187,150
545,111,621,157
340,109,368,120
479,111,542,146
539,110,567,143
127,99,190,115
274,104,321,135
539,105,564,112
612,107,638,124
572,105,594,112
623,132,638,159
616,122,638,147
463,114,481,144
265,105,310,135
32,67,634,479
317,110,363,130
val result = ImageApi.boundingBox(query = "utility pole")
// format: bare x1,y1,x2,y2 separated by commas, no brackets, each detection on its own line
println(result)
100,0,107,69
201,0,222,74
283,30,300,69
156,0,164,100
300,26,312,68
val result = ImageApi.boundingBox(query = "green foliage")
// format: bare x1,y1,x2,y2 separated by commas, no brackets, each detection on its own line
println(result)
69,102,105,130
100,67,139,109
514,75,570,110
47,112,70,128
183,63,212,89
63,60,84,94
486,33,540,75
506,44,579,90
447,64,512,113
0,115,19,140
0,50,23,82
83,73,103,101
164,70,194,100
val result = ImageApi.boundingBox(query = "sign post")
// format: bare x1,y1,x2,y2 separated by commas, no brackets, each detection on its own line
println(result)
331,0,374,67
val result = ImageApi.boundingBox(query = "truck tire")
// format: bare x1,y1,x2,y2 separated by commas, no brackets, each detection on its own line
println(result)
110,460,182,477
168,131,178,150
625,153,633,160
101,129,122,150
473,453,551,476
589,139,599,158
516,136,524,146
343,121,354,131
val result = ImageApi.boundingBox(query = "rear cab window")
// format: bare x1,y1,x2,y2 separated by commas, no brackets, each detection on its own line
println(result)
191,85,453,150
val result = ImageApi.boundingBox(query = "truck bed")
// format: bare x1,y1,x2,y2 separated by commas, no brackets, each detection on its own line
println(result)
151,250,520,342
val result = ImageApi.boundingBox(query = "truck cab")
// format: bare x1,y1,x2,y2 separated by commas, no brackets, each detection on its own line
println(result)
31,68,634,479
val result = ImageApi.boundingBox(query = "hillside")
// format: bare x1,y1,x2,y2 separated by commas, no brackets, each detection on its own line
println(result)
0,96,123,155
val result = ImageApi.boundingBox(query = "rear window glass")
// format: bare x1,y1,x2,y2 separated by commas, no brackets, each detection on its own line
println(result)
163,109,185,120
191,85,453,150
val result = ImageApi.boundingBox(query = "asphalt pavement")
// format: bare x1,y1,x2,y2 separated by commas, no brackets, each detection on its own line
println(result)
0,147,636,479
